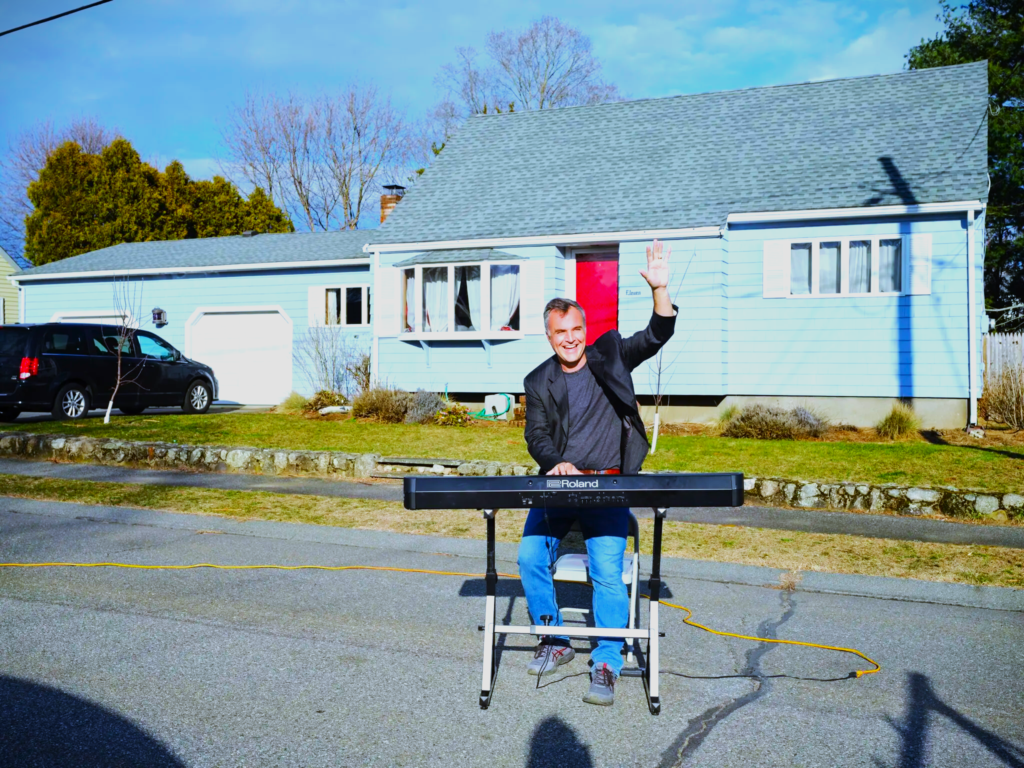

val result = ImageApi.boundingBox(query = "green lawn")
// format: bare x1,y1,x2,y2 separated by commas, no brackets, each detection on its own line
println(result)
4,411,1023,492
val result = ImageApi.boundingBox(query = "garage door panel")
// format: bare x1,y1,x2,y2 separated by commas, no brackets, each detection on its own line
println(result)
189,310,292,405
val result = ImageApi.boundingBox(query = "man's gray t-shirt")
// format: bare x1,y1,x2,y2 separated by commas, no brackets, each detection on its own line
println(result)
561,362,621,470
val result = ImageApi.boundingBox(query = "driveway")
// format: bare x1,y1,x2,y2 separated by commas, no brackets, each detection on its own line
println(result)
1,499,1022,767
8,403,267,423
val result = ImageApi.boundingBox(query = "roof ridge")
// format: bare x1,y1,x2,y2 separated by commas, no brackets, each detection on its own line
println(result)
468,60,988,120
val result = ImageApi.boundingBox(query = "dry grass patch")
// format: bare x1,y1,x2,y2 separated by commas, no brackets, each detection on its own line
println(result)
1,475,1020,589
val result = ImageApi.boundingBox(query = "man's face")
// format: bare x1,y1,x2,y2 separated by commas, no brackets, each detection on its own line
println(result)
546,308,587,367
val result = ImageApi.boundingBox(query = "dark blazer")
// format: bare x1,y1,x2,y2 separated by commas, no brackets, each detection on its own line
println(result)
524,309,677,475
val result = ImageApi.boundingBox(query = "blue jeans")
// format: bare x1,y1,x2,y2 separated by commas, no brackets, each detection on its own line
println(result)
516,506,630,675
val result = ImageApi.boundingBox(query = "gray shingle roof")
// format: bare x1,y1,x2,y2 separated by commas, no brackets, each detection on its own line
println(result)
377,62,989,244
17,229,377,279
392,248,521,267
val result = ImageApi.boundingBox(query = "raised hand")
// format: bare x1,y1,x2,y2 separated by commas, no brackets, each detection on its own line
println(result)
640,239,671,290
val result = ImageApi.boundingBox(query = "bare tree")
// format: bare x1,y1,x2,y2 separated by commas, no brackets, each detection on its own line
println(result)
103,277,146,424
434,16,620,123
0,117,118,259
295,325,370,400
221,85,413,231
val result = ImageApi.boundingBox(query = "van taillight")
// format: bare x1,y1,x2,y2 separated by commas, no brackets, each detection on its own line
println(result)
18,357,38,380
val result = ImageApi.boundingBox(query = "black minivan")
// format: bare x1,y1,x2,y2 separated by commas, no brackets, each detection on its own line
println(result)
0,323,218,420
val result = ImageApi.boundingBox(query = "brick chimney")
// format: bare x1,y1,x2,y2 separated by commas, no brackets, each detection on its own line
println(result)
380,184,406,223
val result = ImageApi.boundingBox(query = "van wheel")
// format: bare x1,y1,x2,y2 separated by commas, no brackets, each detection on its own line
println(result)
183,380,211,414
0,408,19,422
53,384,90,420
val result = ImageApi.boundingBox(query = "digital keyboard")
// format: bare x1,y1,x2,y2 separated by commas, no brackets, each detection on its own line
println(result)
403,472,744,510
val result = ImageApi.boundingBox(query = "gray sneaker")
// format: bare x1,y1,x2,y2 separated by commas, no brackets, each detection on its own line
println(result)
527,642,575,676
582,663,617,705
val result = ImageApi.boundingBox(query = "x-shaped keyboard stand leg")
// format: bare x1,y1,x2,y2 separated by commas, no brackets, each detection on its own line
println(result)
478,507,667,715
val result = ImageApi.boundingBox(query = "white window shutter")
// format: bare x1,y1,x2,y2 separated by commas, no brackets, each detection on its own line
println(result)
307,286,326,326
374,267,401,336
905,233,932,295
519,260,546,334
763,240,789,298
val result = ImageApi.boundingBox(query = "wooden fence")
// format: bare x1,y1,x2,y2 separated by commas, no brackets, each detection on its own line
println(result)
984,333,1024,383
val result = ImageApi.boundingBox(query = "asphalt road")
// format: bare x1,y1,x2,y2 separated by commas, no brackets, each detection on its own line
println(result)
1,500,1022,767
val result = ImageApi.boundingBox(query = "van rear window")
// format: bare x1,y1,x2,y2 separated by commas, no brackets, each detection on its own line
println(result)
0,328,28,357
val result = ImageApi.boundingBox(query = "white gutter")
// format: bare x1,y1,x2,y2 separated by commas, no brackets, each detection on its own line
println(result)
362,227,722,254
967,209,978,426
371,249,380,386
727,200,984,224
10,257,372,283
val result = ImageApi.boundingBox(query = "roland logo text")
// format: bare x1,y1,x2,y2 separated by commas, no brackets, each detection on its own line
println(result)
547,478,599,489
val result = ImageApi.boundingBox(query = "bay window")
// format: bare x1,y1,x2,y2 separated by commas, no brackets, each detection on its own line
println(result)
398,260,522,336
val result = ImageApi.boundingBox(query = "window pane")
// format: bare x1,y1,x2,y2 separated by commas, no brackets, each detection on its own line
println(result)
326,288,342,325
346,287,363,325
454,266,481,331
789,244,811,295
880,239,902,293
422,267,448,332
137,333,175,361
491,265,520,330
819,242,841,294
402,269,415,332
850,240,871,293
42,328,89,354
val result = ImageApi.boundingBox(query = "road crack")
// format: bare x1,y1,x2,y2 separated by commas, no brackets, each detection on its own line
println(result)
657,590,797,767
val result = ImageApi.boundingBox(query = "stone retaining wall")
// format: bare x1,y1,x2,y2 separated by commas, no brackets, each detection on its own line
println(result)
0,432,1019,521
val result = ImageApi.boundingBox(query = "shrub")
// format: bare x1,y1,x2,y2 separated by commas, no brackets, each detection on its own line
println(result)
984,365,1024,430
278,391,309,413
721,404,797,440
716,404,739,426
434,401,472,427
305,390,348,412
876,402,921,439
790,406,831,438
351,387,407,423
405,390,447,424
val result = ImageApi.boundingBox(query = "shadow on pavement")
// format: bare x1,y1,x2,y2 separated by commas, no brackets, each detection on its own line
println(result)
883,672,1024,768
0,675,184,767
527,715,594,768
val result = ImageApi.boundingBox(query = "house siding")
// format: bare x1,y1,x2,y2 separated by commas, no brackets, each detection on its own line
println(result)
21,266,372,398
0,263,20,324
726,213,983,399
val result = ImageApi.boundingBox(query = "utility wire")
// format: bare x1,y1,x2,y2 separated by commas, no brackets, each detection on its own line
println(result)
0,0,113,38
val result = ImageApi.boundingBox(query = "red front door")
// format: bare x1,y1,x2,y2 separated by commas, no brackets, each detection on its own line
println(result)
576,255,619,341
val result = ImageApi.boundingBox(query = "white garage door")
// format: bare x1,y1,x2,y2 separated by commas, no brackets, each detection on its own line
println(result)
189,310,292,405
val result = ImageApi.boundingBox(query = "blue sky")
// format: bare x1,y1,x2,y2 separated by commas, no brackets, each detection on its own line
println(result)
1,0,946,186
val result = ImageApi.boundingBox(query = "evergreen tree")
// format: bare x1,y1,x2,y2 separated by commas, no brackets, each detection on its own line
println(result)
25,138,293,265
908,0,1024,329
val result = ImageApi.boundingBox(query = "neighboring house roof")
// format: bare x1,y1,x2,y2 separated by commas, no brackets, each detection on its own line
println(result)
15,229,378,280
376,62,989,245
0,245,31,273
393,248,522,267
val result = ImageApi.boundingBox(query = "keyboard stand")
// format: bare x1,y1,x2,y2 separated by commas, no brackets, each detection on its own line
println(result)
479,507,667,715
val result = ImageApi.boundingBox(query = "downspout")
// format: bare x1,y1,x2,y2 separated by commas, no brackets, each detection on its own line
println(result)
371,249,380,386
967,209,978,426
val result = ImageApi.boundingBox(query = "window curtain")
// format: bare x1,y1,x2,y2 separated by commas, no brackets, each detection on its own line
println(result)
490,265,520,330
819,242,841,294
879,239,902,293
423,267,448,332
789,244,811,295
850,240,871,293
455,266,480,331
403,270,415,332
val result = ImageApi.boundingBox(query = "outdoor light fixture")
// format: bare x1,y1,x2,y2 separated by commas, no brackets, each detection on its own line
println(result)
152,308,168,327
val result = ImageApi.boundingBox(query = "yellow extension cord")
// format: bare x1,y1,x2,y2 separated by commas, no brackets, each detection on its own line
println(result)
0,561,880,678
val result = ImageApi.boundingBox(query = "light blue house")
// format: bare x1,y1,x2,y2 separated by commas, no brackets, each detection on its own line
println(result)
12,62,988,426
12,231,376,405
366,61,988,428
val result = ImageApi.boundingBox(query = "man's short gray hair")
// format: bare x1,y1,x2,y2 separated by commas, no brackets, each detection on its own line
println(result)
543,298,586,336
